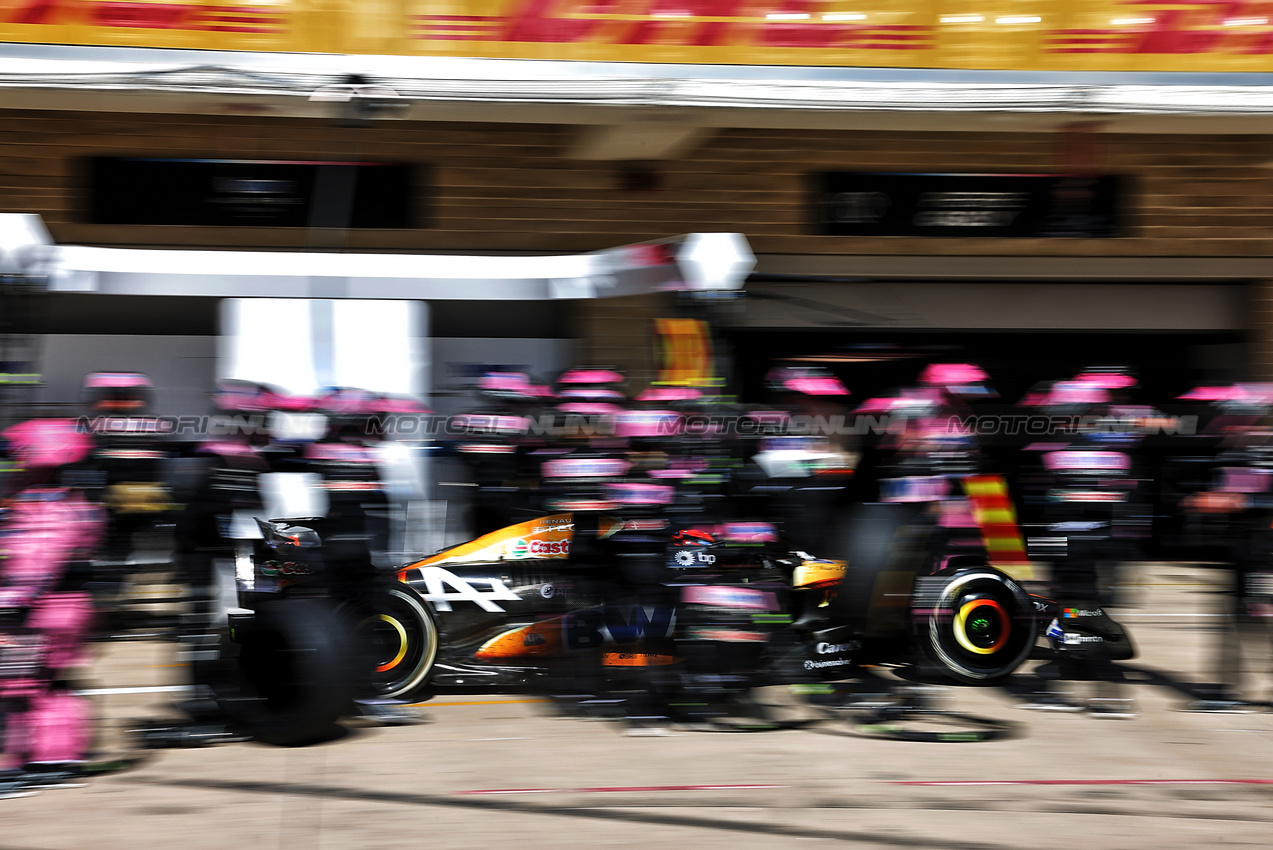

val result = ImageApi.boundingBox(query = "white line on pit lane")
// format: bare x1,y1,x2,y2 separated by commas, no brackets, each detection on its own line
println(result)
76,685,193,696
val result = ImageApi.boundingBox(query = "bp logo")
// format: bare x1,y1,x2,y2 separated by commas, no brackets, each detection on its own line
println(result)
674,550,698,566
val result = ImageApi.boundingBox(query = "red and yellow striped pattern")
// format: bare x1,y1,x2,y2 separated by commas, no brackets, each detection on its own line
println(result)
962,475,1032,580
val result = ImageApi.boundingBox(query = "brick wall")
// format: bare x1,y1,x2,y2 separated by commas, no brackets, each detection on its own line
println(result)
3,109,1266,375
569,293,673,388
1,110,1270,257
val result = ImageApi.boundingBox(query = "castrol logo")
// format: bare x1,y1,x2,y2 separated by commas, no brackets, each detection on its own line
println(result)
816,641,857,655
259,560,315,577
509,538,571,558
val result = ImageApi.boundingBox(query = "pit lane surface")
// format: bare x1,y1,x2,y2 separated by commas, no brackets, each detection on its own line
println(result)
5,563,1273,850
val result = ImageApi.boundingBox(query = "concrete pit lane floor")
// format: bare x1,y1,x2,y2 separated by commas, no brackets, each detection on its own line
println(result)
4,563,1273,850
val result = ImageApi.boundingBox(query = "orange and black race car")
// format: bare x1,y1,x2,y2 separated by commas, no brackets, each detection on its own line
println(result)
214,481,1133,745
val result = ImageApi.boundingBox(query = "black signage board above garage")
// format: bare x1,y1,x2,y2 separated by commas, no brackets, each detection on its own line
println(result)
815,172,1124,238
86,157,416,228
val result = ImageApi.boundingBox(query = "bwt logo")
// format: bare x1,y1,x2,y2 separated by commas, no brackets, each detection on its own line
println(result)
563,606,677,650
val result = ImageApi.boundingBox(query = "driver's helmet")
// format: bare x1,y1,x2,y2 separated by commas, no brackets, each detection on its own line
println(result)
83,372,154,414
672,527,716,547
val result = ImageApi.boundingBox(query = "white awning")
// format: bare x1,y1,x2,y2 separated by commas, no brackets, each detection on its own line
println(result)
10,218,754,300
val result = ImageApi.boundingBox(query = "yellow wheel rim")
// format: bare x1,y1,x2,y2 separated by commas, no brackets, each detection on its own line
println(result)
953,599,1009,655
373,615,409,673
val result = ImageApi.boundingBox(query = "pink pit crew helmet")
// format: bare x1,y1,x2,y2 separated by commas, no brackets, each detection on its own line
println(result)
918,363,996,398
316,387,432,417
558,368,625,386
635,386,703,403
83,371,154,414
212,379,309,413
766,366,848,397
2,419,93,469
479,372,552,402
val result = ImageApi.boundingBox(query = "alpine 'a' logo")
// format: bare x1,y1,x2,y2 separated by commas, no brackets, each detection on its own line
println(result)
416,566,521,612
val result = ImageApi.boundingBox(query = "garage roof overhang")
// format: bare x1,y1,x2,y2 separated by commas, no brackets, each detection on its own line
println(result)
7,45,1273,151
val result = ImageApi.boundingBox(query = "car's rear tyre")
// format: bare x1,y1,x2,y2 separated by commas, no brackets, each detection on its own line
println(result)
222,598,357,746
351,586,438,701
915,569,1037,685
829,502,929,639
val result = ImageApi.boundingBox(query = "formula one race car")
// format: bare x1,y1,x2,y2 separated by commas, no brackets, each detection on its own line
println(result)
376,504,1038,698
214,485,1135,742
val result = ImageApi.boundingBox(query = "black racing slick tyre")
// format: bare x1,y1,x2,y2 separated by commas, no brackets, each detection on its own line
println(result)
222,598,358,746
830,502,929,639
914,569,1037,685
351,586,439,702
